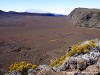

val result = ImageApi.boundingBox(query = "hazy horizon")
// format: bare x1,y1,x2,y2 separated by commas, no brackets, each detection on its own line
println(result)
0,0,100,15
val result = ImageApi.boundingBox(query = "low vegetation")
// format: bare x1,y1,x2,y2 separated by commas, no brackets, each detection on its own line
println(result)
49,40,96,67
6,39,98,75
9,61,37,74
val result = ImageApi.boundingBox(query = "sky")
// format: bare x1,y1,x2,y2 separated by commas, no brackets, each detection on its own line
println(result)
0,0,100,15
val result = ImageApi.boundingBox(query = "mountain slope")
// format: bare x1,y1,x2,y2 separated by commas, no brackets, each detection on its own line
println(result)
68,8,100,28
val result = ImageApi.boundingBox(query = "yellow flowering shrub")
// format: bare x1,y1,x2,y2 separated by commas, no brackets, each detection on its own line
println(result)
9,61,37,74
84,49,90,53
50,55,67,67
50,40,96,67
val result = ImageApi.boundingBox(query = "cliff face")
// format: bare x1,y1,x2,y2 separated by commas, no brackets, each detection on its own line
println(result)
68,8,100,28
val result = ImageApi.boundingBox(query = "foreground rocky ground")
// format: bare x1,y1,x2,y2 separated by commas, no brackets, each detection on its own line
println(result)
1,38,99,75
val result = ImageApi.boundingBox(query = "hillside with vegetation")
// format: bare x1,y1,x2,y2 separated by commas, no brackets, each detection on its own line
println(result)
0,39,99,75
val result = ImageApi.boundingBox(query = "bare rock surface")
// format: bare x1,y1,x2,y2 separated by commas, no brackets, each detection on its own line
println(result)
82,64,100,75
68,8,100,28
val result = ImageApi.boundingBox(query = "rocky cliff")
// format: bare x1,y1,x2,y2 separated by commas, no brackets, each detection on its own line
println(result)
68,8,100,28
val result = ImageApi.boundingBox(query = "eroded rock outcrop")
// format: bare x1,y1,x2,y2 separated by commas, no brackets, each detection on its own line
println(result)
68,8,100,28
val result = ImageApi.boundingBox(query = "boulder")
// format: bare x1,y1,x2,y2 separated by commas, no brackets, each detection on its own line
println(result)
67,57,87,70
96,57,100,68
82,64,100,75
78,49,100,65
76,57,87,71
57,62,69,71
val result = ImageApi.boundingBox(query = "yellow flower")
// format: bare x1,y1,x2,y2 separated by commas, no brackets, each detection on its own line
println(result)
9,63,19,71
26,63,32,68
9,61,37,72
84,49,90,53
32,65,37,69
17,65,24,71
19,61,26,66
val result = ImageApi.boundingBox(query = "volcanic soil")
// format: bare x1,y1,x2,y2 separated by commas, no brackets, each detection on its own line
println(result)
0,14,100,70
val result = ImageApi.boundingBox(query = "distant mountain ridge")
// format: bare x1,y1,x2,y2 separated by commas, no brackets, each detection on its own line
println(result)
0,10,66,16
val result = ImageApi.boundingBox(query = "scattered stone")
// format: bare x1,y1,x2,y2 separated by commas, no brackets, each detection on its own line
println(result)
37,65,49,71
5,71,21,75
51,67,57,72
0,69,7,75
28,73,35,75
0,41,5,47
27,69,36,74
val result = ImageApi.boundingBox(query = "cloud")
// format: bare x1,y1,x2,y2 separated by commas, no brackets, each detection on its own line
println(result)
48,8,74,15
25,8,49,13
